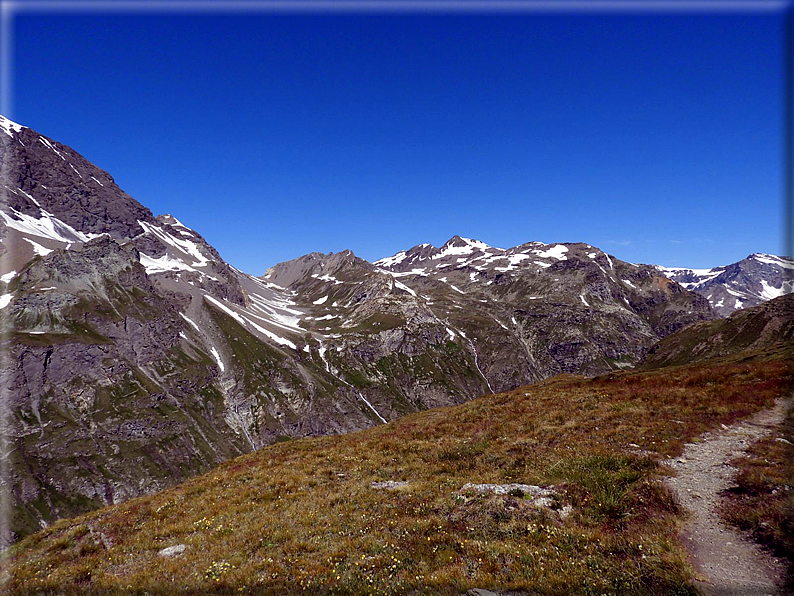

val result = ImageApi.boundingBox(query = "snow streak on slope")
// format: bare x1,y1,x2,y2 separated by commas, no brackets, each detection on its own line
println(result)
1,204,100,244
139,252,199,274
204,294,298,350
137,220,210,269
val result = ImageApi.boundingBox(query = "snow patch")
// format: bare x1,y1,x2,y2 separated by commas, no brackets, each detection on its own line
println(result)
725,287,751,298
375,251,407,268
507,253,530,266
580,295,589,307
0,293,13,309
24,238,53,256
179,313,202,332
532,244,568,261
1,206,100,244
437,237,491,259
313,295,329,305
1,271,16,283
752,254,794,269
15,187,41,207
209,347,225,373
357,391,387,424
137,220,210,268
140,252,196,274
760,279,788,300
394,280,417,297
38,137,66,161
0,115,24,138
312,274,343,285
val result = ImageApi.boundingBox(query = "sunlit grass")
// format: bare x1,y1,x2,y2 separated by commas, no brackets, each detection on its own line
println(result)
5,357,791,595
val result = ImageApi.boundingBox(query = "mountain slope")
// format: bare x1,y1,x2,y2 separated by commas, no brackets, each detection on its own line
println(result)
642,292,794,369
6,353,791,595
0,114,715,545
2,236,250,540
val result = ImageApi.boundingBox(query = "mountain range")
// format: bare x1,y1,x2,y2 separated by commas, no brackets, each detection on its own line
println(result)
0,114,791,544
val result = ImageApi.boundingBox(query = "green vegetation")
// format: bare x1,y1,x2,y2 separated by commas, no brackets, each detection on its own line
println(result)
5,355,791,595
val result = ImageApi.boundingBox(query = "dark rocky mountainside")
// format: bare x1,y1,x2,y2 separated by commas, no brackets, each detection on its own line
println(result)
0,117,156,242
642,292,794,369
0,114,780,545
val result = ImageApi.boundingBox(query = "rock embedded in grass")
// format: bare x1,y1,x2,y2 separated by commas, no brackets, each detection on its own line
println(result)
460,483,569,513
460,483,553,498
158,544,187,557
370,480,409,490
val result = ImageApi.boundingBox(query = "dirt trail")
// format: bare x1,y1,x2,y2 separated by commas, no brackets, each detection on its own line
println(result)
664,398,792,596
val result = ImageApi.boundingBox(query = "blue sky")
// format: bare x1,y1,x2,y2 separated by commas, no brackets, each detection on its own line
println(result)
7,2,789,273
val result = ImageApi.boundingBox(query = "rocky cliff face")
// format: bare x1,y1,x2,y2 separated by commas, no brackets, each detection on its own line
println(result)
1,236,250,540
0,114,721,544
656,253,794,317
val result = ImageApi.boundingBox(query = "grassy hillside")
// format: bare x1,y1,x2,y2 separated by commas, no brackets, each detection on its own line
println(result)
642,293,794,369
4,353,791,595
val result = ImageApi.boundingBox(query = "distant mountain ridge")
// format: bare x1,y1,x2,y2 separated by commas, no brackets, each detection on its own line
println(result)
0,113,786,544
655,253,793,317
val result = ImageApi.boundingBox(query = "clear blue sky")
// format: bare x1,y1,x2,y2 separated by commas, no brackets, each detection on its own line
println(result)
8,3,789,274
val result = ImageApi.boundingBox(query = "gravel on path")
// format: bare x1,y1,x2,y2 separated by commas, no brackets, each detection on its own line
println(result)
664,398,792,596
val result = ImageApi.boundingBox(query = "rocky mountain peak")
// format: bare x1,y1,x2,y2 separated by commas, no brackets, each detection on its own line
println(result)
263,249,374,289
656,252,793,316
442,235,483,249
0,114,157,240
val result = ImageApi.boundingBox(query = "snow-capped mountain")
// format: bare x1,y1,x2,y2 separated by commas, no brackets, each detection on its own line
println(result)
655,253,793,317
0,114,727,544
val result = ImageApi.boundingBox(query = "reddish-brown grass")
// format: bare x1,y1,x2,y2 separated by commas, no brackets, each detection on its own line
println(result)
4,357,791,595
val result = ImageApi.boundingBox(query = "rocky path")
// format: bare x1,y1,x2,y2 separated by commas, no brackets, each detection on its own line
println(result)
664,398,792,596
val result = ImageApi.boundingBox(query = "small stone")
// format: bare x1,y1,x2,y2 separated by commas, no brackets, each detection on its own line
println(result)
158,544,186,557
558,505,574,519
